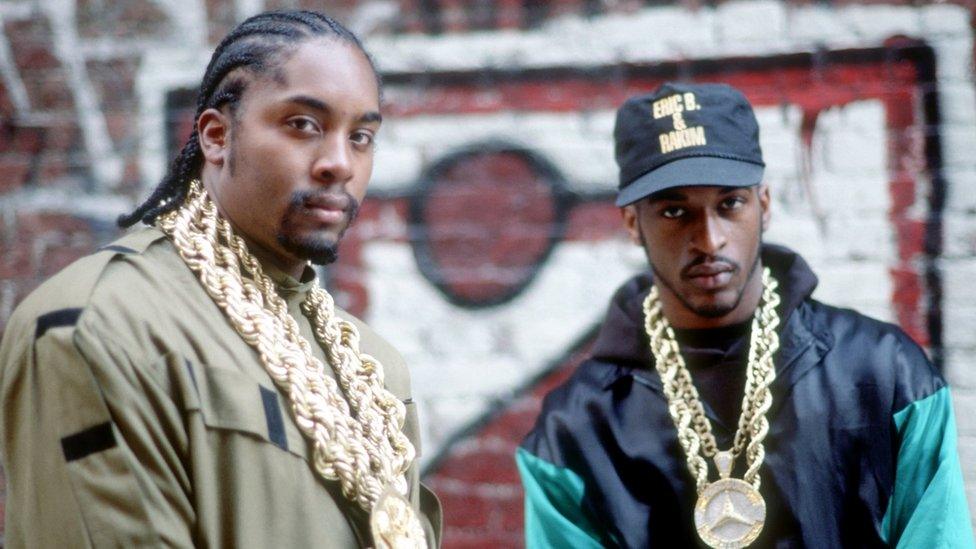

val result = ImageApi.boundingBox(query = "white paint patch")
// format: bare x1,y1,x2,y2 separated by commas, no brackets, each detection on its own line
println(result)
363,238,643,463
1,187,132,221
0,12,31,114
364,2,969,72
41,0,123,189
136,48,209,188
150,0,208,49
372,110,616,193
235,0,265,22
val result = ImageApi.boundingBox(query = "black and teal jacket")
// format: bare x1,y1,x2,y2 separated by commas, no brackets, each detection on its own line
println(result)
518,245,973,547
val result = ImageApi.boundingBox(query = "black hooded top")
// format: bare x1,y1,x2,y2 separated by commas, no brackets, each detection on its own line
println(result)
518,244,971,548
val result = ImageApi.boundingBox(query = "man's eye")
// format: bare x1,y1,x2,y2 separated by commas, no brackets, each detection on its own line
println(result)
721,196,746,210
351,130,375,147
287,117,320,133
661,207,685,219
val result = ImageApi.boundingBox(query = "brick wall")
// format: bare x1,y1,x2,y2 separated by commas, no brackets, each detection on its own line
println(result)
1,0,975,546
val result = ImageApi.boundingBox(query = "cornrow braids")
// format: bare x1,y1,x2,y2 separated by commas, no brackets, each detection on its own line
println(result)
118,10,378,228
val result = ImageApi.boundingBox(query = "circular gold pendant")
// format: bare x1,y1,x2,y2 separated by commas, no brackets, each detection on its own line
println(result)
370,488,428,549
694,478,765,548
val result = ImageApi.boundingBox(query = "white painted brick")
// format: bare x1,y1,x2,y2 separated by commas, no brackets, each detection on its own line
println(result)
956,434,976,482
417,394,491,463
805,101,887,181
945,348,976,391
937,126,976,171
372,144,424,191
364,240,640,401
596,7,717,62
367,3,970,76
956,436,976,521
841,5,921,42
757,104,803,169
938,82,976,126
931,35,976,82
953,390,976,437
716,1,787,48
943,259,976,305
784,6,855,46
919,4,972,36
943,168,976,215
806,262,895,322
944,215,976,259
943,307,976,349
767,210,894,261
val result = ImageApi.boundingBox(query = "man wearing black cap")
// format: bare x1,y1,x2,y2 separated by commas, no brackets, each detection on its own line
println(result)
517,82,973,548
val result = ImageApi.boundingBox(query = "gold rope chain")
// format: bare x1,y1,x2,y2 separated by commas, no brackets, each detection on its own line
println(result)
642,268,781,493
158,181,426,548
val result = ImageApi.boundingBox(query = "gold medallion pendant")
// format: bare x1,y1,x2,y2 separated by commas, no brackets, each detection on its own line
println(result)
370,487,427,549
694,452,765,548
642,270,782,549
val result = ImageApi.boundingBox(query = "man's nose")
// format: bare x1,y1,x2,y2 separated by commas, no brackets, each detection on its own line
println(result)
313,134,353,184
692,212,728,255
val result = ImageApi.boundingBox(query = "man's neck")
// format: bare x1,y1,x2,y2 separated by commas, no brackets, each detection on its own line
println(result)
201,176,307,280
243,237,307,281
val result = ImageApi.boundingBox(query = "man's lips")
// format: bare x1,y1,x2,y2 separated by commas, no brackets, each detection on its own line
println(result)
301,194,351,225
685,263,734,278
683,262,735,290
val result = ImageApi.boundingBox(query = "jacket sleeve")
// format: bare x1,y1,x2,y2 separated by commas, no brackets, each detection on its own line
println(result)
881,339,975,548
516,447,605,549
0,311,195,548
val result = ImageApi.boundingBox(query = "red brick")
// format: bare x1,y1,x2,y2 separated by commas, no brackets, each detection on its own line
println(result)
86,58,139,112
440,492,495,529
432,444,521,485
4,17,60,70
565,202,623,242
20,73,75,112
0,239,35,281
0,157,31,195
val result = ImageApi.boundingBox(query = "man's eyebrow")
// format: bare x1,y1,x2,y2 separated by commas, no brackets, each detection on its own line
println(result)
286,95,329,112
358,111,382,124
284,95,382,125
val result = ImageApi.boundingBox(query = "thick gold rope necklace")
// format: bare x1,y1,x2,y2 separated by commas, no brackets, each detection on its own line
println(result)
642,268,781,549
157,180,427,548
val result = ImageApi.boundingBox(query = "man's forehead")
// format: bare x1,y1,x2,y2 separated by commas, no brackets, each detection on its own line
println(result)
242,42,380,115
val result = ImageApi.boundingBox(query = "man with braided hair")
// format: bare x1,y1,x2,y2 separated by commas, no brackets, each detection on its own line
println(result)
0,10,440,548
518,83,973,547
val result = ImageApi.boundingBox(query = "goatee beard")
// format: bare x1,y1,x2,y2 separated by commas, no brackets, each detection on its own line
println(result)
277,190,361,266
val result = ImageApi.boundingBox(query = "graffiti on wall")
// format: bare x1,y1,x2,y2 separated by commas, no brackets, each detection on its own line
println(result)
163,38,946,548
3,1,974,547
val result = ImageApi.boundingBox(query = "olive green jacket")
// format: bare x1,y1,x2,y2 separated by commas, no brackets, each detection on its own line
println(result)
0,227,441,548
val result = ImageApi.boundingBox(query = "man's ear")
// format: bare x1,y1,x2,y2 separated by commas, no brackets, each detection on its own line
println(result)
758,184,771,231
197,108,230,167
621,205,643,246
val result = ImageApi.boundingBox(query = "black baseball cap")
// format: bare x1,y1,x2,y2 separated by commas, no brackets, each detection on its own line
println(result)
614,82,765,207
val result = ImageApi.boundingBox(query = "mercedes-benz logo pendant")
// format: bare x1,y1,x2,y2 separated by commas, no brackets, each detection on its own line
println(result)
693,451,765,548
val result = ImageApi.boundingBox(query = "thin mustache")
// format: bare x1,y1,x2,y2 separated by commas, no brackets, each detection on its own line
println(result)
289,190,359,215
680,254,740,279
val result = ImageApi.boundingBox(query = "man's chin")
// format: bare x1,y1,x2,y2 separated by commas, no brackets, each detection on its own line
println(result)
683,290,740,319
277,234,341,266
